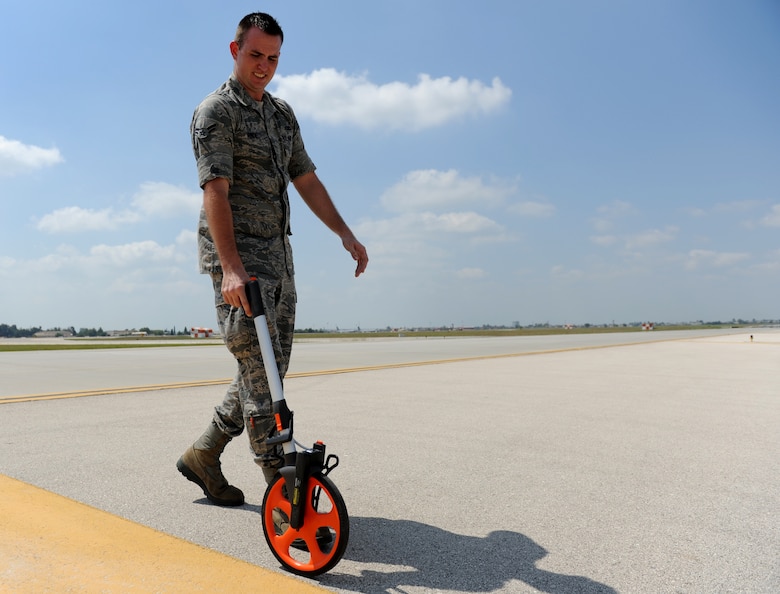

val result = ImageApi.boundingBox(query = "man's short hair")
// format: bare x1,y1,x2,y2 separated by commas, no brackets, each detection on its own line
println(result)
235,12,284,47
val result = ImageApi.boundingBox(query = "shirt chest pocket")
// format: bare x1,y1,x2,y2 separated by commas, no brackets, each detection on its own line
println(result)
237,118,275,167
266,117,294,167
239,115,292,171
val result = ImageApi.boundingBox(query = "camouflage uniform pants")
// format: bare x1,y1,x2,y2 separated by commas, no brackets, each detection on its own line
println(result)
209,270,296,469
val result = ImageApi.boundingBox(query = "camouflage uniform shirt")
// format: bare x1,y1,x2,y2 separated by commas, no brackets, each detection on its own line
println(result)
191,75,316,276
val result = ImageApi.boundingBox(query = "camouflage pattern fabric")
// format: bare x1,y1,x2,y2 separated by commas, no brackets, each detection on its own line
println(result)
210,270,296,469
191,75,315,274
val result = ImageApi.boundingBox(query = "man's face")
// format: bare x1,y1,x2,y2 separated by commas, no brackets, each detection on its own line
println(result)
230,27,282,101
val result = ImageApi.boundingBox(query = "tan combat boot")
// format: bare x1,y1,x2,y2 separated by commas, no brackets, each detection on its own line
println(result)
177,421,245,506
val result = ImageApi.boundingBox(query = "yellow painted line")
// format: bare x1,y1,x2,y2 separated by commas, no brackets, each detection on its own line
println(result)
0,379,234,405
0,474,328,593
0,334,711,405
0,353,561,404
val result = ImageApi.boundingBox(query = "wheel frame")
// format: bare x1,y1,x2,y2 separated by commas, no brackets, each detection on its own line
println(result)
262,471,349,576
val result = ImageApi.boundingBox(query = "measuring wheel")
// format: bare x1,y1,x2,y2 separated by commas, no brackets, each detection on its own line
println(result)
262,472,350,576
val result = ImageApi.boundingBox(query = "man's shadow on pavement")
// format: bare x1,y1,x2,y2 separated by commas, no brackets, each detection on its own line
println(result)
320,517,617,594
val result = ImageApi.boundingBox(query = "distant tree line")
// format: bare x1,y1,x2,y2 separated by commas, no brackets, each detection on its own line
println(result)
74,327,108,337
137,327,192,336
1,324,193,338
0,324,42,338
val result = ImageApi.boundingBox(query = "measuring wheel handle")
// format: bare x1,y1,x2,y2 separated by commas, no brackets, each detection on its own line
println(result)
246,279,350,576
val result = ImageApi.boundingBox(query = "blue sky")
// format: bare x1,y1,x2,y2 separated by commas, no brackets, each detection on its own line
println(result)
2,0,779,331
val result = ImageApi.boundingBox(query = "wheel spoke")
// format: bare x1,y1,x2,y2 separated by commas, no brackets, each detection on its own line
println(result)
262,472,349,576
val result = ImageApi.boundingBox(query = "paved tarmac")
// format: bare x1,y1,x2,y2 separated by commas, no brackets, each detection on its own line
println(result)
0,329,739,398
1,329,778,593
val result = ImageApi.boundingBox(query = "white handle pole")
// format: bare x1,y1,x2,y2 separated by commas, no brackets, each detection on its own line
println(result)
252,314,285,404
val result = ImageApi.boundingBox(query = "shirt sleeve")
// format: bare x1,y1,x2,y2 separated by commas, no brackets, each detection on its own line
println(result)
191,97,234,188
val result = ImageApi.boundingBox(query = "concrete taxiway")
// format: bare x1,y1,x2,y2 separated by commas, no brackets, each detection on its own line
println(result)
1,329,778,593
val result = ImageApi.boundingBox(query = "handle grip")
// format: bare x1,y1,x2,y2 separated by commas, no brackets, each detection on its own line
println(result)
246,278,265,318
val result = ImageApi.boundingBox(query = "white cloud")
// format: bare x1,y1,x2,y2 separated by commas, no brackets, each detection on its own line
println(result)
131,182,202,218
273,69,511,131
355,168,517,282
714,200,763,213
89,241,180,267
685,207,707,218
684,249,750,270
0,231,203,329
36,206,140,233
0,135,63,176
508,200,556,217
590,226,678,251
87,231,196,269
747,249,780,272
19,234,196,275
380,169,515,212
591,200,635,232
597,200,634,217
419,211,500,233
456,267,487,279
550,265,584,281
359,210,501,238
36,182,200,233
591,218,612,233
590,235,618,246
624,226,678,249
759,204,780,227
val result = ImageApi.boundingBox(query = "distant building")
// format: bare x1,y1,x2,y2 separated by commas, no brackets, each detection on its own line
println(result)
190,327,214,338
33,330,74,338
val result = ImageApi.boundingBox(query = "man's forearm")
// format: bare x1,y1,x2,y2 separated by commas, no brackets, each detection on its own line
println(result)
293,171,368,277
293,172,351,238
203,178,245,276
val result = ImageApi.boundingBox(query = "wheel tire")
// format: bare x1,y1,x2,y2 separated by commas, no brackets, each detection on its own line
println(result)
262,472,349,576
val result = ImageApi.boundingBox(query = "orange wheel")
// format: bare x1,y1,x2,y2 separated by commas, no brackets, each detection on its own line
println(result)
262,472,349,576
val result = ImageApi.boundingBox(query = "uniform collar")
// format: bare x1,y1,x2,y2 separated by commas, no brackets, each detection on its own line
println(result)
227,74,277,112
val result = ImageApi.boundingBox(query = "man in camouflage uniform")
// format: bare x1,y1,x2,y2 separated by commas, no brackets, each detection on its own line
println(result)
177,12,368,507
